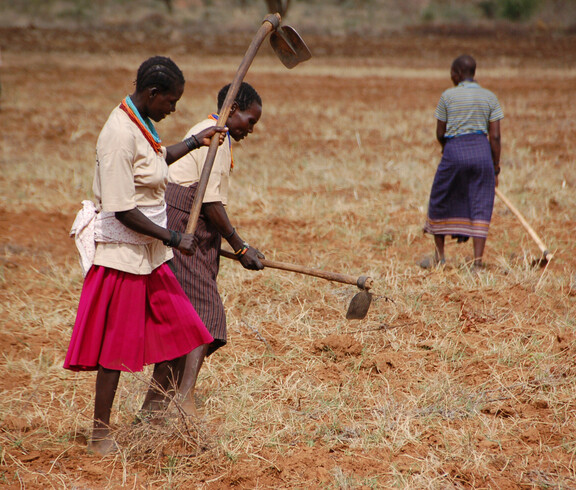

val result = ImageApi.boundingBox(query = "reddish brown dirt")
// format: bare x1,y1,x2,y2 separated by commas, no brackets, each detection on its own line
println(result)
1,25,576,489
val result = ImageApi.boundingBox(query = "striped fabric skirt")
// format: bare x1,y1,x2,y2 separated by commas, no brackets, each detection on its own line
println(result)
165,182,226,356
63,263,213,372
424,133,495,239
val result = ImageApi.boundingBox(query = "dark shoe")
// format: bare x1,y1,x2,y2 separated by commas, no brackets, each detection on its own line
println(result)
419,256,445,269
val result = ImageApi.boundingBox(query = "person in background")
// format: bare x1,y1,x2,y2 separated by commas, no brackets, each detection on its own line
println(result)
165,82,264,414
421,54,503,270
65,56,227,455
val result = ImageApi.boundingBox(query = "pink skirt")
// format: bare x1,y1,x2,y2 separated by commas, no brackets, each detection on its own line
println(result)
63,264,214,372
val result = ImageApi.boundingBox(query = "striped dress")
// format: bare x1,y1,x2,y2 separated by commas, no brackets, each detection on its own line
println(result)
165,183,227,356
424,81,504,239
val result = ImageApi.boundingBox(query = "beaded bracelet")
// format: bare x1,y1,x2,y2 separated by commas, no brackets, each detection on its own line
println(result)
163,230,182,248
234,242,250,256
184,135,200,152
494,165,501,176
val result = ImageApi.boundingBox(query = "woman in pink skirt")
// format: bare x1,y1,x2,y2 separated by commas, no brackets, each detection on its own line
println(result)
65,56,227,455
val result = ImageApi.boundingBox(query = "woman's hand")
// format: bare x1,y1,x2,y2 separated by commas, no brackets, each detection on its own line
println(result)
195,126,228,147
165,126,228,165
175,233,198,256
239,246,265,271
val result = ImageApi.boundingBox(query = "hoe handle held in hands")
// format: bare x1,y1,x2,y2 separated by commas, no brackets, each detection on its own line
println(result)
220,248,373,291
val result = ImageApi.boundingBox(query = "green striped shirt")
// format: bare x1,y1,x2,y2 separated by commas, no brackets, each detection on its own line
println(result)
435,81,504,138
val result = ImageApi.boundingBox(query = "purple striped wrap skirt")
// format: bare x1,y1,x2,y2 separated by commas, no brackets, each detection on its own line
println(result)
165,182,226,355
424,133,495,239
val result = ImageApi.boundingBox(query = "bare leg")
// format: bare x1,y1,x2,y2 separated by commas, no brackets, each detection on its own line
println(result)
472,237,486,267
178,344,209,415
434,234,446,263
140,357,185,416
91,366,120,456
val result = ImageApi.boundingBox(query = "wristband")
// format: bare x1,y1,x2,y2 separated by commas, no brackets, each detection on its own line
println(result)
163,230,182,248
184,135,200,152
223,227,236,240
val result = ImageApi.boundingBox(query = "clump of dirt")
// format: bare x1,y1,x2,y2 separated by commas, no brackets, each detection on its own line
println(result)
370,351,409,372
312,334,363,358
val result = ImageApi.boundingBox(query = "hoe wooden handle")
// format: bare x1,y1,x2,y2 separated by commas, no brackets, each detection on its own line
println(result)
219,249,373,290
495,188,553,261
186,14,281,234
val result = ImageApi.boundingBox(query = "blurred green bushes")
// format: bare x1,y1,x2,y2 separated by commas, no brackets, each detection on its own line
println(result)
0,0,573,31
479,0,540,20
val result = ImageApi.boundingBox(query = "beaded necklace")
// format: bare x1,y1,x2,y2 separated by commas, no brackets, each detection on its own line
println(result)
119,96,163,154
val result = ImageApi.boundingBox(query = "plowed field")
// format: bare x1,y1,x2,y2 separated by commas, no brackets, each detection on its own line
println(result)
1,25,575,489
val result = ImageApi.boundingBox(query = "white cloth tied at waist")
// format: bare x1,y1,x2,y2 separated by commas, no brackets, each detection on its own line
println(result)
70,200,167,276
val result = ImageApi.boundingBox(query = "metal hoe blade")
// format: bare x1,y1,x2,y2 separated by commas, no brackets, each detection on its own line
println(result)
270,25,312,69
346,291,373,320
345,275,374,320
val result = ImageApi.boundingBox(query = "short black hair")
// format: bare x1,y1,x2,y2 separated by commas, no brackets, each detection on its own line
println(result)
135,56,185,93
217,82,262,112
452,54,476,77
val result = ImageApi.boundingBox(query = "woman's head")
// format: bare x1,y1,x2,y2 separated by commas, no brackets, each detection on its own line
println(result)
450,54,476,85
218,82,262,142
136,56,185,93
133,56,185,122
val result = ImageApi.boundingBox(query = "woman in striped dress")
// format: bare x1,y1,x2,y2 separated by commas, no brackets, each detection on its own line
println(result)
165,82,264,414
422,54,503,269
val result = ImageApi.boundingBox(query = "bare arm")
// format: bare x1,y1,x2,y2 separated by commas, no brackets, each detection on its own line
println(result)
115,208,197,255
164,126,228,165
436,119,447,151
488,119,501,166
489,119,501,186
203,201,264,270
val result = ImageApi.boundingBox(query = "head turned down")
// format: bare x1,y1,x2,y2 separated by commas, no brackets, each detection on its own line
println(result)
135,56,185,94
131,56,186,123
216,82,262,142
217,82,262,112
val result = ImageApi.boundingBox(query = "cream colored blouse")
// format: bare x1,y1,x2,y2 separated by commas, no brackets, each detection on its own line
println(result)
92,105,172,275
168,118,232,205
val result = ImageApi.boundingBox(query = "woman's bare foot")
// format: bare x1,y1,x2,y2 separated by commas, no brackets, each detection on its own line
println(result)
89,428,118,456
180,394,198,417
